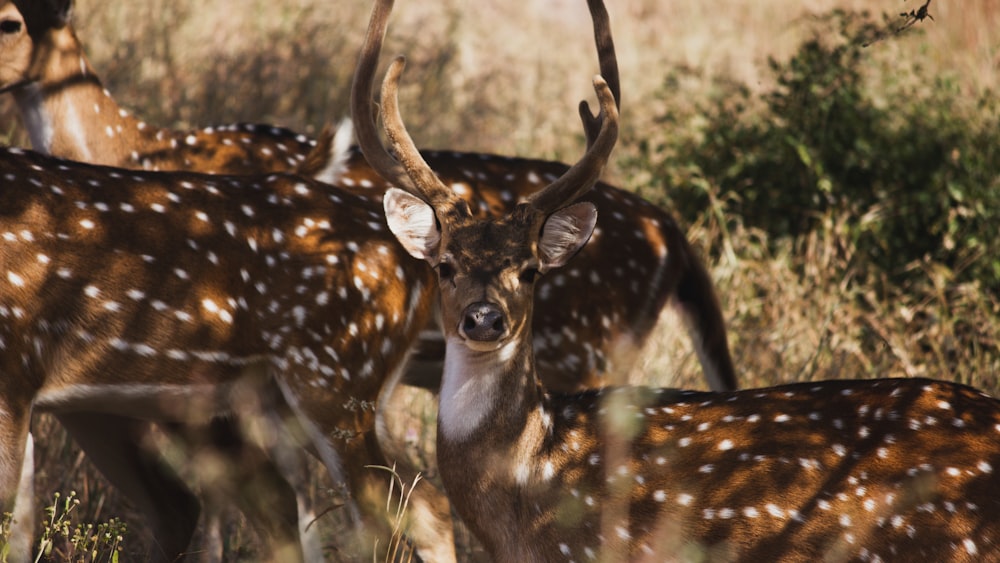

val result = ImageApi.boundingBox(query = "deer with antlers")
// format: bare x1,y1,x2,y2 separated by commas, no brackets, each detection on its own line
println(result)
354,0,1000,560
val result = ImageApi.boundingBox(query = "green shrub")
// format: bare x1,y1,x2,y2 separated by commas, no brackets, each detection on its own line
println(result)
625,10,1000,295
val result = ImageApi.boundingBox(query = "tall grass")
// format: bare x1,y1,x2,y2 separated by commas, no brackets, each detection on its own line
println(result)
1,0,997,560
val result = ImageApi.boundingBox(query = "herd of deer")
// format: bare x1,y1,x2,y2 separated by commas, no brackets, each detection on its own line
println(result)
0,0,997,561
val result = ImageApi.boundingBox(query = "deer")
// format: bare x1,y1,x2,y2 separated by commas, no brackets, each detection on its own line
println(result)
0,141,461,561
0,0,321,175
2,0,732,559
354,0,1000,560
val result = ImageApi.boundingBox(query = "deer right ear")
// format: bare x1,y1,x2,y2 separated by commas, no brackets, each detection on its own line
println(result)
384,188,441,262
538,202,598,272
50,0,72,26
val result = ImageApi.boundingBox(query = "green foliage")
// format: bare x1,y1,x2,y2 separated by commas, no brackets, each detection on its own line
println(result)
32,491,126,563
0,512,10,562
626,10,1000,294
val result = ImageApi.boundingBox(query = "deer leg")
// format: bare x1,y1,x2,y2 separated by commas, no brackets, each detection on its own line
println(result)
0,413,34,563
220,378,331,563
265,389,395,561
197,416,308,562
363,463,456,563
375,360,457,563
337,431,451,563
60,411,312,562
55,413,201,563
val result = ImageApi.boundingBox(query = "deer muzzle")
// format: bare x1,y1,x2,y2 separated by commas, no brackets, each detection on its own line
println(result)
460,302,506,342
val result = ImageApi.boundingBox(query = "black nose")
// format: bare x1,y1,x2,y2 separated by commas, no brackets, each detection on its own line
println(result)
461,302,506,342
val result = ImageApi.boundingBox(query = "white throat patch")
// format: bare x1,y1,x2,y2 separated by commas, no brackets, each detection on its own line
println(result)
438,337,511,442
16,84,55,155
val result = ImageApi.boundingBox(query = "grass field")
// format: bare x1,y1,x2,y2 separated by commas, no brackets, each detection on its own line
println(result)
1,0,997,560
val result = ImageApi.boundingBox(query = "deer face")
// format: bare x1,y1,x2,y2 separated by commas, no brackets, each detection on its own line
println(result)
385,188,597,353
10,0,70,39
0,1,31,89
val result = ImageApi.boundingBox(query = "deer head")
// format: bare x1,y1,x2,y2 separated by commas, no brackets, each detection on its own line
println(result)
352,0,618,366
0,1,35,92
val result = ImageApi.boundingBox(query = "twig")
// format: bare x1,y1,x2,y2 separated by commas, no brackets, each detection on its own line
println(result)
863,0,934,47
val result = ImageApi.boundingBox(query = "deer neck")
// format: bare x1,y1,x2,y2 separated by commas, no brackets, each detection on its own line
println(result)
438,327,557,496
438,330,561,559
12,26,161,165
439,331,546,442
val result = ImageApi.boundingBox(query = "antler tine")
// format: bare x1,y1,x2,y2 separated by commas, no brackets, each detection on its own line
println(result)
380,56,457,207
580,0,620,149
350,0,417,195
351,0,454,206
350,0,407,189
528,76,619,214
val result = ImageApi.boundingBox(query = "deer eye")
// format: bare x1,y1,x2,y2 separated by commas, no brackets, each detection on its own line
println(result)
519,267,540,284
437,262,455,281
0,20,22,34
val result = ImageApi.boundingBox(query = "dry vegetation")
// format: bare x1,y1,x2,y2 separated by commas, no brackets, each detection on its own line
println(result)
1,0,998,560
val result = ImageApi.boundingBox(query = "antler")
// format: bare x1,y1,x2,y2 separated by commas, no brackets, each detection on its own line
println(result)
530,0,622,215
354,0,618,216
351,0,457,208
350,0,410,193
379,56,460,208
527,76,618,214
580,0,620,149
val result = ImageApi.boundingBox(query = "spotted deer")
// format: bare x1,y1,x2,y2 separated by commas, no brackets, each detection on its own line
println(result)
1,0,320,174
355,0,1000,560
0,143,458,561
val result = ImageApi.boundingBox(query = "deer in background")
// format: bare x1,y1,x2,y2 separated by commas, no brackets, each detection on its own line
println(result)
354,0,1000,560
0,142,455,561
1,0,320,174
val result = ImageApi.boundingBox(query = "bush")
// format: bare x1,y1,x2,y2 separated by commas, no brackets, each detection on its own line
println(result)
625,10,1000,295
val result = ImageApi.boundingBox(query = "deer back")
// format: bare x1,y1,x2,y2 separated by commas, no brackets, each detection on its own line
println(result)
1,146,435,430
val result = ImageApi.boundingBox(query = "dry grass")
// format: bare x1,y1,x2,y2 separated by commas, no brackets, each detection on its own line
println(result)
3,0,998,560
4,0,998,155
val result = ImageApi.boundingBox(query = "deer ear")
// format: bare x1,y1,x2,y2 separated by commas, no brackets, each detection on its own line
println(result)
15,0,71,34
51,0,72,26
538,202,597,272
384,187,441,262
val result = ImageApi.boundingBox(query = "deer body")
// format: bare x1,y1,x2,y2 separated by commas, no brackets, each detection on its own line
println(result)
438,350,1000,560
0,146,437,559
354,0,1000,559
1,144,435,428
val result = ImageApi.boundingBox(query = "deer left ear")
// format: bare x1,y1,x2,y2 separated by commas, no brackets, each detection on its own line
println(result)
383,188,442,262
538,202,597,272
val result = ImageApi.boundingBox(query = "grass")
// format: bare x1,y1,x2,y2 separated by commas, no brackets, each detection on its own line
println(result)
2,0,998,560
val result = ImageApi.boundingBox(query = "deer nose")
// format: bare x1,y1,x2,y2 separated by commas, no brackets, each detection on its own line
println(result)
461,302,506,342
